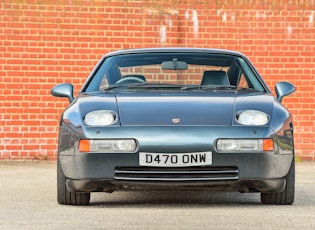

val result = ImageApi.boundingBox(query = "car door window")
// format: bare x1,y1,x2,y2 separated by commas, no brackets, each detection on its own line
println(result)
238,73,249,88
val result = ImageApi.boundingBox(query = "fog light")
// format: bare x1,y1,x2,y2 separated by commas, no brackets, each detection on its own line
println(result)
216,139,274,152
113,140,136,151
79,139,137,153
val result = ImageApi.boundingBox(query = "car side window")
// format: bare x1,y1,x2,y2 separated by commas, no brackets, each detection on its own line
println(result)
99,74,109,91
238,73,249,88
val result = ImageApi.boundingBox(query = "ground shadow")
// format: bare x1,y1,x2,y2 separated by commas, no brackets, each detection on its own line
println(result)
89,190,262,207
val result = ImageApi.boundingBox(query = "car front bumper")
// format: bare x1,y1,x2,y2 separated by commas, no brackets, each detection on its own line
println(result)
59,125,294,193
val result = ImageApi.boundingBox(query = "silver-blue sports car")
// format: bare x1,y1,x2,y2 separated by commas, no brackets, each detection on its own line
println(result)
51,48,296,205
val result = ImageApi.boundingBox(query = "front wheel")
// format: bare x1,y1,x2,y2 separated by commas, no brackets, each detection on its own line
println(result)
260,159,295,205
57,158,90,205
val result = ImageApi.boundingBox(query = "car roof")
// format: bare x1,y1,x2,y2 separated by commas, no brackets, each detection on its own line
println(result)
103,48,246,59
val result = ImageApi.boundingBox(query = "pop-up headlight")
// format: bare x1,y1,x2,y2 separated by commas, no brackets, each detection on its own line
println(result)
237,110,269,126
84,110,116,126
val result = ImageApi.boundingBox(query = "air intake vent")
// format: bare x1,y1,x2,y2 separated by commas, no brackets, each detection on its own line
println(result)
115,166,238,181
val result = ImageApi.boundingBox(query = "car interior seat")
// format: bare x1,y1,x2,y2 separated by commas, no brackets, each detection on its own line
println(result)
201,70,230,86
123,75,146,81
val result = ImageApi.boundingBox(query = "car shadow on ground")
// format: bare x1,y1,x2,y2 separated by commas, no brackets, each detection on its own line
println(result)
89,190,262,207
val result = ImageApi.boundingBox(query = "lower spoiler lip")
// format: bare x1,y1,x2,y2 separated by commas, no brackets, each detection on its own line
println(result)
66,178,286,193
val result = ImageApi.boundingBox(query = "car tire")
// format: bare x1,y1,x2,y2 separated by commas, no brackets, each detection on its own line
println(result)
260,158,295,205
57,158,91,205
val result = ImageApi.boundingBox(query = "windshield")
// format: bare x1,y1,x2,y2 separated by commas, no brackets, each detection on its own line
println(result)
84,52,266,92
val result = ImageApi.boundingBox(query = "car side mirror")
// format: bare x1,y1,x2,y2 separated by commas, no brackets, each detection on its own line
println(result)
275,82,295,103
51,83,74,103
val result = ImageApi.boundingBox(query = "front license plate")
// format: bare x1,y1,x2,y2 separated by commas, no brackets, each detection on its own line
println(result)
139,152,212,167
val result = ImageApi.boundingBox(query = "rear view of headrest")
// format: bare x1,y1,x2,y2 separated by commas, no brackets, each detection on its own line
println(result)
201,70,229,85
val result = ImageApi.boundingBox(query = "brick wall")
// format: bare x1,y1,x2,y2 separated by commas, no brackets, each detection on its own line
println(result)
1,0,314,161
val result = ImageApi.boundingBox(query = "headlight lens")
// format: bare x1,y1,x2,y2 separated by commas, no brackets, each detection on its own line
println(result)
237,110,269,125
216,139,274,152
79,139,137,153
84,110,116,126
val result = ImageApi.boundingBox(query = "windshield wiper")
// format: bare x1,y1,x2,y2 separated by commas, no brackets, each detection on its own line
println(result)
104,83,183,91
182,85,237,90
103,85,126,91
127,83,184,90
206,85,237,90
105,83,244,92
104,83,148,91
237,87,260,92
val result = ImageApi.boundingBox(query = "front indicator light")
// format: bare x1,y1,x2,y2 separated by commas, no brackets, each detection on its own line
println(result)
263,139,274,151
79,139,90,152
216,139,274,152
79,139,137,153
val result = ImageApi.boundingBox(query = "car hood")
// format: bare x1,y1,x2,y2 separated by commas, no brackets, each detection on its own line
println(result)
116,92,236,126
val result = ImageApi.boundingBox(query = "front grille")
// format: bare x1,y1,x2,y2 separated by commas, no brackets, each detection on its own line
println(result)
114,166,239,181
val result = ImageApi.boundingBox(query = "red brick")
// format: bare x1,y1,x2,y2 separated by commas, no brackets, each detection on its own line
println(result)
0,0,314,161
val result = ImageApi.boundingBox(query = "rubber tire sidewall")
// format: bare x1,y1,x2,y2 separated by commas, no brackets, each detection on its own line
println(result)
57,158,90,205
260,158,295,205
